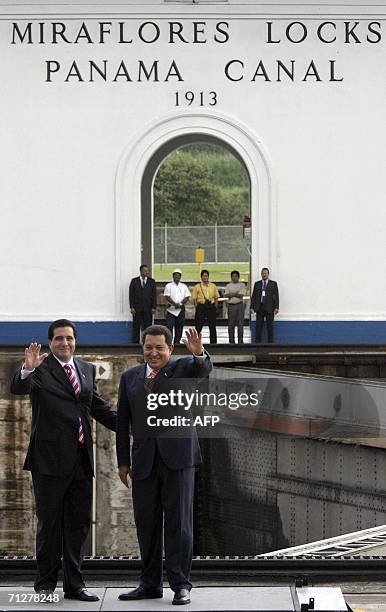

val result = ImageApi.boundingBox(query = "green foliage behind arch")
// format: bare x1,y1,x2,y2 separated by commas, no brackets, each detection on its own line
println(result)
153,145,250,226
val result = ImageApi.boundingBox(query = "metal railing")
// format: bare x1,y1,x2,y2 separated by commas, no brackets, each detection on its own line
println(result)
154,224,249,264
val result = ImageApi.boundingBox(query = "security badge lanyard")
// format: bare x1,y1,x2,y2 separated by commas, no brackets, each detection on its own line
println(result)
262,280,268,298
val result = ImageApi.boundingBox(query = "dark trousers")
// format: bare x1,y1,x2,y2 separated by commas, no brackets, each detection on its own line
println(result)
256,308,275,343
195,303,217,344
132,311,153,343
32,446,92,592
165,307,185,344
227,302,245,344
132,449,195,592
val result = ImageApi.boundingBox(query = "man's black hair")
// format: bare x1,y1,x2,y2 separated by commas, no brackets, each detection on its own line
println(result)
48,319,77,340
142,325,173,347
231,270,240,277
200,269,210,278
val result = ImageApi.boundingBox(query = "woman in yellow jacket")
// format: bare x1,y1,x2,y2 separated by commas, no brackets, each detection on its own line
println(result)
192,269,220,344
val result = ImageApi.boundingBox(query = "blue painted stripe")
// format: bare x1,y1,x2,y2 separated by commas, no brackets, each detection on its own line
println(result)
250,320,386,345
0,320,385,345
0,321,132,345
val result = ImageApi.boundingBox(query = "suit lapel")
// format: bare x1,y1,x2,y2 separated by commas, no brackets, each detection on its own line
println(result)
132,364,147,400
74,358,90,393
135,363,147,384
137,362,172,394
159,362,173,378
152,361,174,392
47,353,76,396
138,363,147,379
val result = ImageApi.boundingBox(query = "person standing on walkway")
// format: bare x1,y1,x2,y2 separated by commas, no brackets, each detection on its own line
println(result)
129,265,157,343
116,325,212,606
10,319,116,601
192,269,220,344
163,269,191,344
251,267,279,343
224,270,246,344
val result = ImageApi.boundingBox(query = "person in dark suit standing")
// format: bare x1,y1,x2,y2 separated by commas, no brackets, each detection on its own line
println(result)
129,265,157,343
116,325,212,606
251,267,279,343
10,319,116,601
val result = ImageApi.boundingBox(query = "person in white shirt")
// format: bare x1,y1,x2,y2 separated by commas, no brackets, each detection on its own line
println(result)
163,269,191,343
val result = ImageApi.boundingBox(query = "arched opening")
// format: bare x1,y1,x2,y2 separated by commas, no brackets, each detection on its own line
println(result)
141,134,251,267
115,111,274,338
141,134,252,342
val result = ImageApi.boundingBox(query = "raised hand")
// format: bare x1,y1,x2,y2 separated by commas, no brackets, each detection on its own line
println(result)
24,342,48,370
182,328,204,355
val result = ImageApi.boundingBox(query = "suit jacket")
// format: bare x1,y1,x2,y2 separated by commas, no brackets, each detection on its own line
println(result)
116,354,212,480
10,353,116,477
129,276,157,312
251,279,279,314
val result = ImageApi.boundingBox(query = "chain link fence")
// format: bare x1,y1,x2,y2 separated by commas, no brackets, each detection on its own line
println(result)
154,224,249,263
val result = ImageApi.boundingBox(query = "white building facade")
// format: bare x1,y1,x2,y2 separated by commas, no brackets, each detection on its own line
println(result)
0,0,385,344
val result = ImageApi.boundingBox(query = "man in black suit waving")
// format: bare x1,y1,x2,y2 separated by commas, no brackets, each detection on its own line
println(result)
251,267,280,343
129,265,157,343
10,319,116,601
116,325,212,605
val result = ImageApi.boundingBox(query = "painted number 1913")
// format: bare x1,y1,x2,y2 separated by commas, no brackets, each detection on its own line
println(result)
174,91,218,107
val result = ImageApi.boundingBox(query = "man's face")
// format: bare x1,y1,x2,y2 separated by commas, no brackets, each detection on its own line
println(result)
261,269,269,281
201,272,209,283
141,267,149,278
231,273,239,283
173,273,181,283
143,334,173,370
48,326,76,362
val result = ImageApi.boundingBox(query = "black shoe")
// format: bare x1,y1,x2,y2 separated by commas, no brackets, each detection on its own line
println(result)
172,589,190,605
64,588,99,602
118,586,163,600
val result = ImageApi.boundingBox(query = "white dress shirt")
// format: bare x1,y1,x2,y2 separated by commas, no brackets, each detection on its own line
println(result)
145,352,206,377
163,282,191,317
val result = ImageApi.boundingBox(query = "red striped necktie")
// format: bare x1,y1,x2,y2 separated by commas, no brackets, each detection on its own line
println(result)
63,364,85,444
144,368,158,393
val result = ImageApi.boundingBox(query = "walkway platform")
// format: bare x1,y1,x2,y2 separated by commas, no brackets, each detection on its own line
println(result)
0,585,350,611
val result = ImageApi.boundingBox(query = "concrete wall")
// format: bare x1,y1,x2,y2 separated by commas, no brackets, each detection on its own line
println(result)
0,349,141,555
0,356,35,554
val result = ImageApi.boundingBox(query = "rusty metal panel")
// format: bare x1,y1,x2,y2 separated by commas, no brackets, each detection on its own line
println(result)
277,438,297,478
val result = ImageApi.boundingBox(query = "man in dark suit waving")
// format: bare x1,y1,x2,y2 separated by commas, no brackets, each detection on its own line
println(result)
116,325,212,605
10,319,116,601
251,267,280,343
129,264,157,343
